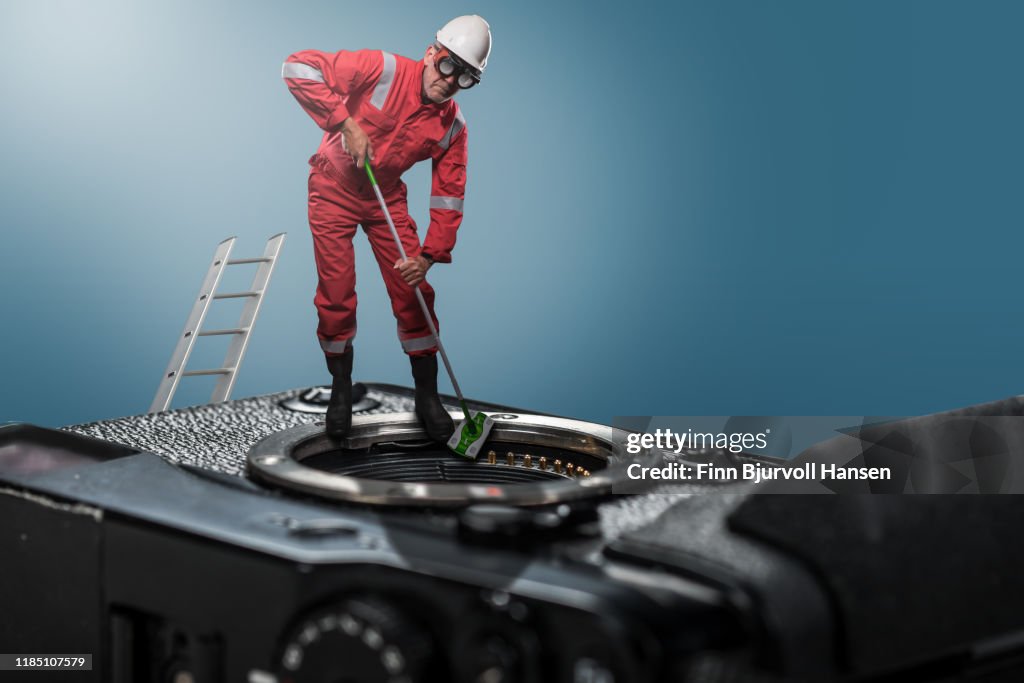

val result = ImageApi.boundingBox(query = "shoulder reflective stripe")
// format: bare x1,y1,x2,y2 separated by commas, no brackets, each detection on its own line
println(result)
282,62,324,82
370,51,396,109
438,107,466,150
319,338,353,353
401,336,437,353
430,196,464,211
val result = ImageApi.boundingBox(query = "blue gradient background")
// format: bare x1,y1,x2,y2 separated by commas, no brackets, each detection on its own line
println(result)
2,1,1023,428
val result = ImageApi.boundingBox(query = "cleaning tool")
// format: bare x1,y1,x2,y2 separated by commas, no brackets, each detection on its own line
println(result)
364,162,494,459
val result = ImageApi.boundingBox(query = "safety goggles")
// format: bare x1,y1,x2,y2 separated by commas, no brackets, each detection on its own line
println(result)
433,45,480,89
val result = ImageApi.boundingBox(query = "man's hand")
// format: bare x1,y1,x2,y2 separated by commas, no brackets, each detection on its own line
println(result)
340,118,373,168
394,255,432,287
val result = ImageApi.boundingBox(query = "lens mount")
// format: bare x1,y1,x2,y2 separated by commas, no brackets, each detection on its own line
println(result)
246,412,648,507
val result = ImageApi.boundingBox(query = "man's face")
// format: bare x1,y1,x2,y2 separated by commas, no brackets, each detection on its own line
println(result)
422,45,460,104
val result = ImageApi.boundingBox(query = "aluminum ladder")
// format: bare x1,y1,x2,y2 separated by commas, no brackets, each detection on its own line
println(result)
149,233,286,413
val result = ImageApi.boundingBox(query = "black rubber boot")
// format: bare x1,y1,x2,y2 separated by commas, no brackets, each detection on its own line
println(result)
410,354,455,443
325,349,353,439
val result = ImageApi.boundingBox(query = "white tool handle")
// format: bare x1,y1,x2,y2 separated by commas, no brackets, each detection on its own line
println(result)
368,179,469,408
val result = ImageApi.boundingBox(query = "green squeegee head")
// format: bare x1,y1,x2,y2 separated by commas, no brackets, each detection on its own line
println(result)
447,410,495,460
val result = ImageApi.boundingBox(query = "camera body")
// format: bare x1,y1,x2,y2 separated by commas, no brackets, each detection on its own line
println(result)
3,385,1024,682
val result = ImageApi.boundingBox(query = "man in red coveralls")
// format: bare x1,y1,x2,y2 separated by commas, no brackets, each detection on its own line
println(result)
282,16,491,442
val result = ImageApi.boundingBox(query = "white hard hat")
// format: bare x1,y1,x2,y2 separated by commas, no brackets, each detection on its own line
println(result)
435,15,492,75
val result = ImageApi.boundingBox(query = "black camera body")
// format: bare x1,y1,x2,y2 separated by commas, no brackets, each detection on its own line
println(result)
3,385,1024,682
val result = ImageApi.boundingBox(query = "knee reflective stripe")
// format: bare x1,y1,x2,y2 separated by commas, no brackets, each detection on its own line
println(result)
320,338,353,353
429,196,463,212
369,51,396,109
401,336,436,353
438,107,466,150
281,62,324,82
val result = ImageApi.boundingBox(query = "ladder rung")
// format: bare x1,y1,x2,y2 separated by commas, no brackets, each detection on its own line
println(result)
214,291,261,299
198,328,249,336
182,368,233,376
227,258,272,265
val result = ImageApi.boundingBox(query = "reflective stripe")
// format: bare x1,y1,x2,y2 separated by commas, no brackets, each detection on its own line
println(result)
438,107,466,150
369,51,396,109
430,196,464,211
281,62,324,82
401,336,437,353
320,338,353,353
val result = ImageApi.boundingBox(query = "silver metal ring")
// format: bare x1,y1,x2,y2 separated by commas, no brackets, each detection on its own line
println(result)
246,411,651,507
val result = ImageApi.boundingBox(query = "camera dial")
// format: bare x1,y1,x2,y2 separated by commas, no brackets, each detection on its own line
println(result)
276,595,431,683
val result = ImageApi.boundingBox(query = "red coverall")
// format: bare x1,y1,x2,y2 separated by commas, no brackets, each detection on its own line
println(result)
282,49,468,357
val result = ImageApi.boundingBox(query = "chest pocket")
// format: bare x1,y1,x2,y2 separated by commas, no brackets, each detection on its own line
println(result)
436,107,466,152
360,105,396,133
411,108,464,161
